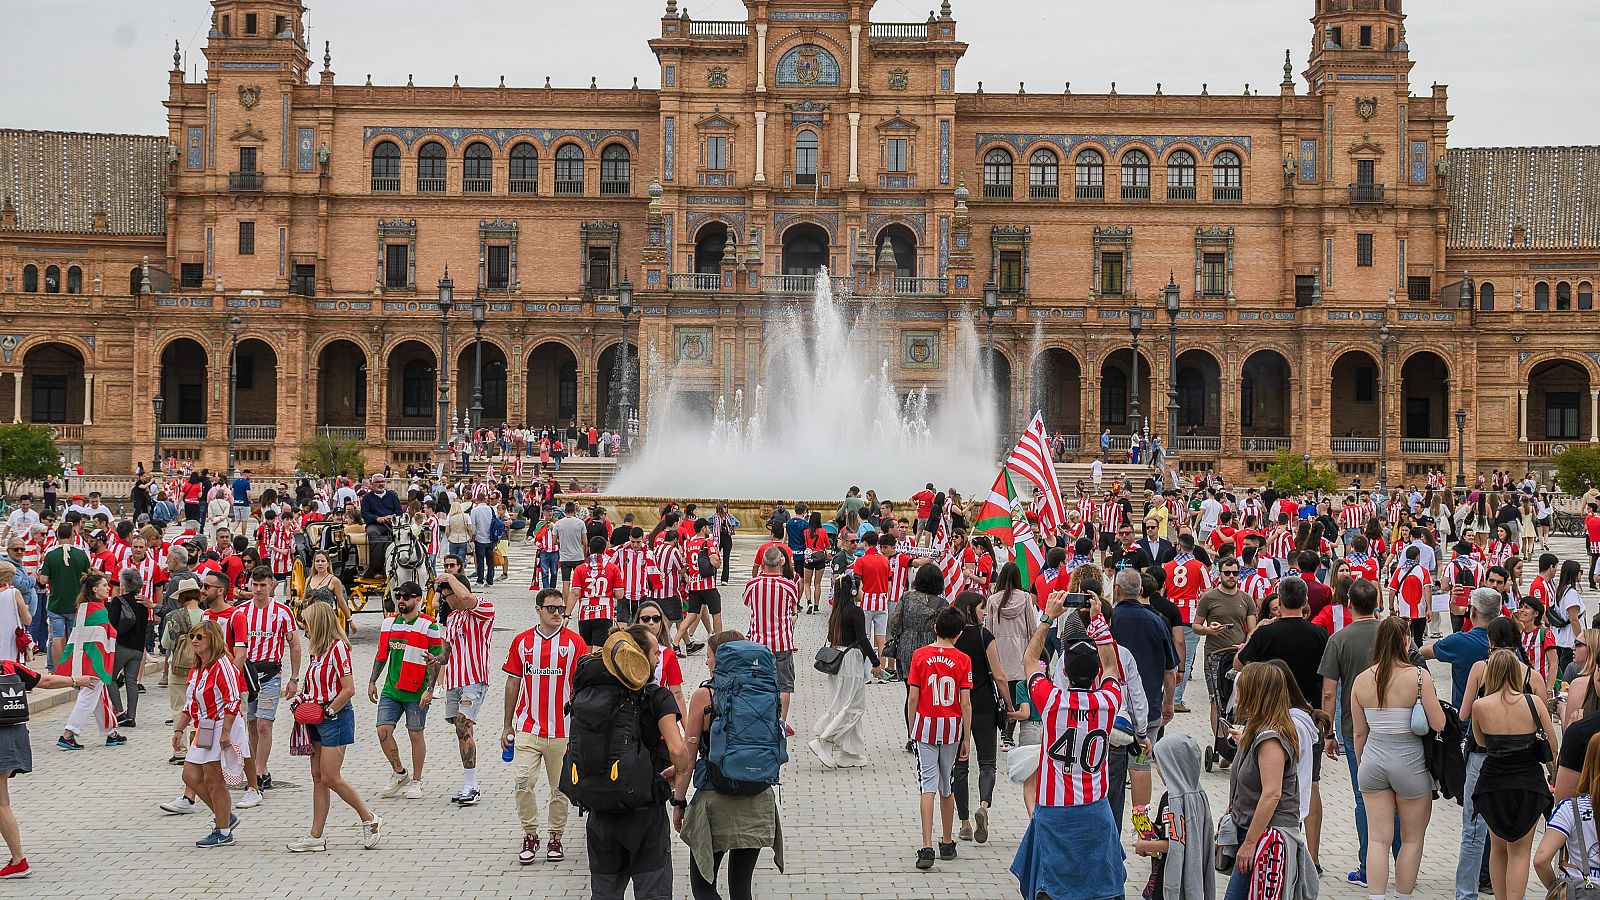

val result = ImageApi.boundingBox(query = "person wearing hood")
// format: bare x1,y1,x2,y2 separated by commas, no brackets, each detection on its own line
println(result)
1134,733,1215,900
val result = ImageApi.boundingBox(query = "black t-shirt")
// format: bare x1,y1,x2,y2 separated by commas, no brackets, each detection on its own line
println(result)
1147,594,1184,635
1237,616,1329,708
954,625,998,714
1561,712,1600,773
639,682,682,798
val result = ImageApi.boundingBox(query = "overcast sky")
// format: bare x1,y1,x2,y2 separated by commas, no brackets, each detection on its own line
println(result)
5,0,1596,146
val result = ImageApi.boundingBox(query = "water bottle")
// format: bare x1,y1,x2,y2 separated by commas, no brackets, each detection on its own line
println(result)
502,742,515,763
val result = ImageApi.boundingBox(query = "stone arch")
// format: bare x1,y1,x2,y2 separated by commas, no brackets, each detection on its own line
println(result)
231,337,279,426
1399,350,1449,439
157,337,210,424
316,339,369,428
1032,347,1084,438
1240,348,1293,438
1329,347,1381,438
527,341,580,427
1173,347,1223,436
1528,357,1593,442
694,220,734,273
20,342,85,424
1517,350,1600,383
596,340,640,433
454,337,512,426
384,339,438,426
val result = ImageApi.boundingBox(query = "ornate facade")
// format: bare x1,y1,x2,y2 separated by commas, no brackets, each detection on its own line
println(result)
1,0,1597,481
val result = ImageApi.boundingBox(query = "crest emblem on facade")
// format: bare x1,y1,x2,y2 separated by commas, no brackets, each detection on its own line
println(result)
888,69,910,91
238,84,261,110
795,48,823,84
707,67,728,88
1355,96,1378,121
680,334,706,361
909,341,932,363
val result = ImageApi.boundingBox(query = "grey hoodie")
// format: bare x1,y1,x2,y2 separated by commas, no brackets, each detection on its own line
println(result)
1154,732,1215,900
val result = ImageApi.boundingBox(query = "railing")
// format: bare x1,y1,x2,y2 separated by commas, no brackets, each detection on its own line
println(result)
50,424,84,443
1241,437,1291,453
385,426,437,444
1120,185,1150,202
417,177,446,193
1167,185,1196,201
1104,435,1132,451
1214,186,1243,202
1400,438,1448,455
1075,184,1105,201
893,276,948,296
1526,440,1593,458
760,274,851,295
1348,183,1386,204
600,180,631,196
553,180,584,196
462,178,492,194
1028,184,1058,200
158,424,208,441
509,178,538,195
371,176,400,193
1174,436,1221,452
317,426,366,441
228,171,263,191
1331,437,1380,453
869,22,929,39
983,183,1012,200
1059,434,1081,452
686,20,748,37
667,273,723,291
229,425,277,442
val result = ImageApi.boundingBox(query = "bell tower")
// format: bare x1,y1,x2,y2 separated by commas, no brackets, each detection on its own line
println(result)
1305,0,1411,89
205,1,311,80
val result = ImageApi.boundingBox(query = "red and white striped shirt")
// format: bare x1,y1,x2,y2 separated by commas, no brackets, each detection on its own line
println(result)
1487,540,1519,569
502,626,588,738
425,514,443,556
909,643,971,744
534,521,560,553
230,599,297,664
257,520,296,576
131,555,168,604
303,640,353,705
185,657,244,721
572,555,622,622
1267,529,1295,562
683,535,718,592
1240,569,1275,602
1032,672,1123,807
650,542,686,599
442,598,495,689
742,574,799,653
1346,553,1380,582
20,537,43,576
1097,501,1124,536
611,545,662,601
1523,626,1557,684
1339,505,1365,531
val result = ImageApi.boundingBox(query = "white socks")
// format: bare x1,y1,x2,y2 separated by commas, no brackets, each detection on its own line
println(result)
462,767,477,791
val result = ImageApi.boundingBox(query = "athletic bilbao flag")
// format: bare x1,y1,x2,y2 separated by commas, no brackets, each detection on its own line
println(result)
1004,412,1066,534
974,468,1045,590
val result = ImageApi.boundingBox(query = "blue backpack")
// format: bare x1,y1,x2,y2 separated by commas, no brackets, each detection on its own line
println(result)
699,640,787,795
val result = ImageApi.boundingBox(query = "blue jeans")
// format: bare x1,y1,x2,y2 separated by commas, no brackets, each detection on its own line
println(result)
1175,626,1202,704
1457,749,1489,900
1223,866,1251,900
448,541,468,565
1343,731,1401,873
473,541,495,585
539,551,559,590
27,593,48,657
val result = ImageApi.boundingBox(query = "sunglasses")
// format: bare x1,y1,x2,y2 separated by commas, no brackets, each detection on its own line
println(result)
539,606,566,614
189,635,206,643
638,615,663,623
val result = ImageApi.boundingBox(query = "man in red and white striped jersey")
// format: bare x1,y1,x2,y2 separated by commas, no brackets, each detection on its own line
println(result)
255,508,296,591
230,566,302,797
675,518,723,654
905,607,972,868
743,545,800,724
565,535,623,649
1388,545,1434,646
1338,496,1366,548
500,588,589,866
436,571,496,806
650,528,687,634
127,537,168,607
611,527,663,626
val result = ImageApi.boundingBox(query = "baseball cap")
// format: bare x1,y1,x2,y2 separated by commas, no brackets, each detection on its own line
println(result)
396,580,424,598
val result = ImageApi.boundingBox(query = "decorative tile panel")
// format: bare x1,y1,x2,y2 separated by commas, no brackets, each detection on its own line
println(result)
686,195,745,205
360,126,640,150
940,69,952,92
281,96,290,168
1299,139,1317,182
297,128,315,171
1026,308,1087,319
867,197,926,207
774,197,838,207
1334,73,1398,81
663,116,675,182
976,133,1252,157
674,326,713,364
663,66,676,88
770,10,848,20
902,330,940,367
939,216,949,276
1411,141,1429,184
187,127,205,169
939,119,951,185
208,93,216,167
1397,310,1456,322
775,45,841,88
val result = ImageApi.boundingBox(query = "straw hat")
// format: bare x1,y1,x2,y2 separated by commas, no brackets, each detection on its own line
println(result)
601,632,652,691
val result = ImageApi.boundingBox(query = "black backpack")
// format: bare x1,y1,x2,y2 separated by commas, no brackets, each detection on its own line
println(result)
0,668,28,726
559,656,658,813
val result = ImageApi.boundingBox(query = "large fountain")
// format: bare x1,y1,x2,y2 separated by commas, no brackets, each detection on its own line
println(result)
607,271,1000,503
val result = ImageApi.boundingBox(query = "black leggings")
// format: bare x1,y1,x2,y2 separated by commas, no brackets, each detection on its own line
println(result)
689,848,760,900
954,710,998,821
1409,616,1428,648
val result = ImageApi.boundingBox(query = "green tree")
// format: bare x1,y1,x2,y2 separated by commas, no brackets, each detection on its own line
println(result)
0,423,61,499
1553,445,1600,496
1261,448,1342,494
295,435,366,479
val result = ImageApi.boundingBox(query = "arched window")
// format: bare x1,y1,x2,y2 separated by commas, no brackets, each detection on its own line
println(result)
1027,149,1058,200
401,359,433,418
129,267,142,296
982,148,1013,199
554,144,584,194
1557,281,1573,310
43,266,60,294
794,131,819,186
1581,282,1594,311
694,222,729,274
1479,281,1495,311
21,265,38,293
1074,149,1104,200
66,266,82,294
1213,150,1243,200
462,142,492,194
509,143,539,194
1166,151,1196,200
370,140,400,192
1120,150,1151,201
1535,281,1551,310
600,145,631,195
417,141,446,193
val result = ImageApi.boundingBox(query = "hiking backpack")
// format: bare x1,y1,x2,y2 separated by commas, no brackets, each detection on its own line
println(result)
700,640,788,795
559,656,658,813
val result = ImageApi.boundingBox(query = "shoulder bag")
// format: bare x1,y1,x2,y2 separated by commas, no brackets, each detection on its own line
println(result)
813,646,845,675
1410,666,1431,736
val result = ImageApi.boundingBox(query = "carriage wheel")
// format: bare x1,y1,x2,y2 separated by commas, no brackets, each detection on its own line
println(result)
348,583,371,614
290,559,306,601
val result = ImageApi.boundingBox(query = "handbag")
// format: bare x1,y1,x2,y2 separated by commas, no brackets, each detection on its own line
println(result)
1410,667,1431,737
13,626,32,658
1547,800,1600,900
813,646,845,676
194,719,220,750
292,699,326,725
1526,690,1556,765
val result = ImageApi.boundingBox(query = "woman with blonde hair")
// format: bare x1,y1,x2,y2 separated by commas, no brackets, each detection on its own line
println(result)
1470,647,1558,900
286,602,382,852
1221,662,1316,900
1559,627,1600,725
0,562,27,664
170,620,247,847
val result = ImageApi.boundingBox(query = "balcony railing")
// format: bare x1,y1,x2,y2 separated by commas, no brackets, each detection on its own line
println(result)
893,276,948,296
229,425,277,442
1028,184,1058,200
686,20,748,37
1075,184,1105,201
1331,437,1380,453
417,177,446,193
760,274,851,295
50,424,84,443
553,180,584,196
509,178,538,195
1104,435,1132,451
1167,185,1196,201
1059,434,1081,452
668,273,723,291
1214,186,1243,202
386,426,437,444
1401,438,1449,455
1120,185,1150,202
228,171,263,191
983,183,1012,200
1240,437,1291,454
869,22,928,39
462,178,493,195
371,175,401,193
317,426,367,441
1348,183,1386,204
1526,440,1594,458
600,180,632,196
1174,436,1221,452
158,424,208,441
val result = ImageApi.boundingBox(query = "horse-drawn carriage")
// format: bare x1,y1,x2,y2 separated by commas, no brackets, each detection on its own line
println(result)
288,519,434,627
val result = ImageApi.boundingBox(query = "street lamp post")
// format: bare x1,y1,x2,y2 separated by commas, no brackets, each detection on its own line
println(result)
1163,274,1181,467
470,294,487,433
226,315,241,475
618,278,635,453
1302,452,1311,483
436,269,454,470
1128,306,1144,447
152,395,165,473
1456,407,1468,490
1377,324,1392,499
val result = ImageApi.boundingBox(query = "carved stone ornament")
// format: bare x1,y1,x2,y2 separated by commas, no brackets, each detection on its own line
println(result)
238,84,261,110
888,69,910,91
707,67,728,88
1355,96,1378,121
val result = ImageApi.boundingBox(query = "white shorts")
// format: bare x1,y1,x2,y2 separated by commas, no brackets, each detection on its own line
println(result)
185,717,251,766
916,741,959,796
865,609,889,638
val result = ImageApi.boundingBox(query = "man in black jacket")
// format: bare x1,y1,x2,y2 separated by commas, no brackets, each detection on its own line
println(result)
1136,516,1175,567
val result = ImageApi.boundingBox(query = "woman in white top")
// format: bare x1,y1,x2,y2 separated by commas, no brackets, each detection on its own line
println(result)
0,561,28,663
1536,734,1600,895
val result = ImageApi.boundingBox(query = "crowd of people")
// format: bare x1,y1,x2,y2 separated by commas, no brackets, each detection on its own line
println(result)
3,461,1600,899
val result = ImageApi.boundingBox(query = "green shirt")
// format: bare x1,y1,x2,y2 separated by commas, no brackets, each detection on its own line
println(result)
376,613,444,703
41,545,90,617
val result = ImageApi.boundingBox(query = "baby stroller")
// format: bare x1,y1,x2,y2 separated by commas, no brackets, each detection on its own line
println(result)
1203,646,1240,772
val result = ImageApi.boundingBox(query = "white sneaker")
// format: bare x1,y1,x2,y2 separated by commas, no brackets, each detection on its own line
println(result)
403,779,424,800
234,789,263,810
286,835,327,853
361,816,385,849
379,771,409,798
160,795,198,814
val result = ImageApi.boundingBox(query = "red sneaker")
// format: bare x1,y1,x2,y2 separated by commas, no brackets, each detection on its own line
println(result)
0,858,30,879
518,835,539,866
546,836,565,862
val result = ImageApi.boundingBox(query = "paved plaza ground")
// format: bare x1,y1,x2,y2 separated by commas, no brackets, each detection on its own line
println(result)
12,532,1599,898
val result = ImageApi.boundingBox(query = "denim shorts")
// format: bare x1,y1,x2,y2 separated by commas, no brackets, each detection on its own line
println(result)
376,693,428,731
48,611,71,640
247,674,282,722
309,704,355,747
445,682,487,723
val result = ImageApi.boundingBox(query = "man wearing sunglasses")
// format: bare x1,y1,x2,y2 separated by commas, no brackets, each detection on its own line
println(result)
435,571,495,806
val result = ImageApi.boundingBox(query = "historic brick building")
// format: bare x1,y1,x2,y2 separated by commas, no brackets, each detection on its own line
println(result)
1,0,1596,482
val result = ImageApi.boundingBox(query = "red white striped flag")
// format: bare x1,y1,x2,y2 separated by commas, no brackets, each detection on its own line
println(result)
1005,412,1066,534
